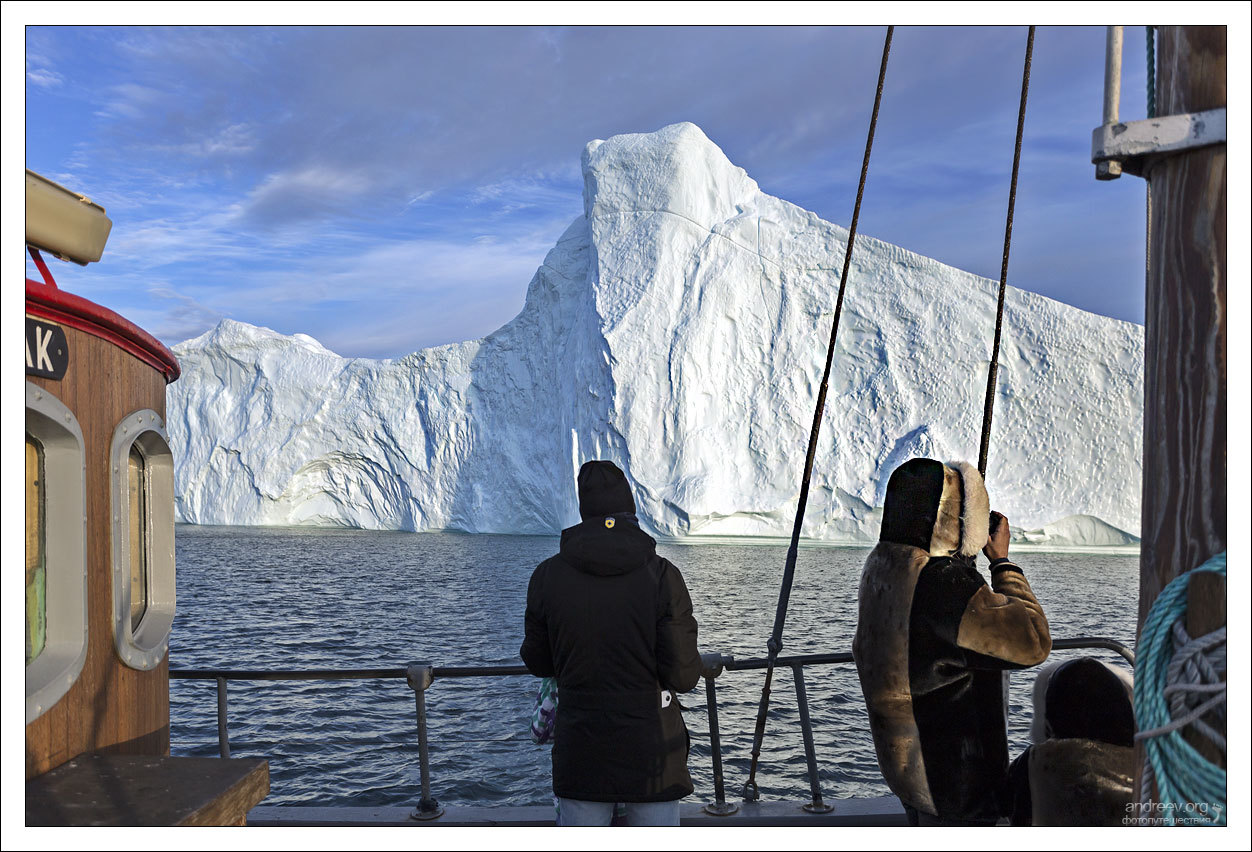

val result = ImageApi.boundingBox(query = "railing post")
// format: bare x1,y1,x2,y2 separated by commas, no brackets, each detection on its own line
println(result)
700,653,738,816
406,663,444,821
791,664,833,814
216,676,231,759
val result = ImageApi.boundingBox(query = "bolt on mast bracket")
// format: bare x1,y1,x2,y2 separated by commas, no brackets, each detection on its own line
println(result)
1093,108,1227,180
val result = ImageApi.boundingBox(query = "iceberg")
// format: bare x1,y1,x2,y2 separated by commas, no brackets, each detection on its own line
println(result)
168,122,1144,546
1014,515,1140,549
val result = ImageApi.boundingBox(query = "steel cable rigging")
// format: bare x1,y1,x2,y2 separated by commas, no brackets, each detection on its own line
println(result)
742,25,1036,803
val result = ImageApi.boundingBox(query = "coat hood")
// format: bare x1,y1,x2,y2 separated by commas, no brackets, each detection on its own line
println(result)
878,458,990,558
559,515,657,576
1029,656,1135,746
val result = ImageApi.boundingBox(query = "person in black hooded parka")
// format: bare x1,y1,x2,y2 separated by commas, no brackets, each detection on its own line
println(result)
520,460,702,826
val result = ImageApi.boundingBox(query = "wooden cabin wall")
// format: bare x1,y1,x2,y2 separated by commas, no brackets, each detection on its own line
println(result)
26,321,171,779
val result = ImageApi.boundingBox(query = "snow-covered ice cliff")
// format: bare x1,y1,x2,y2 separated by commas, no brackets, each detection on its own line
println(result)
168,123,1144,545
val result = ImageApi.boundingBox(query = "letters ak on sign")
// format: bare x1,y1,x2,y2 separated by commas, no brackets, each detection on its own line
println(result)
25,318,69,380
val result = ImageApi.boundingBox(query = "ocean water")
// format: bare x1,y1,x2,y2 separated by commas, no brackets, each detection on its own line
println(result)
169,525,1139,809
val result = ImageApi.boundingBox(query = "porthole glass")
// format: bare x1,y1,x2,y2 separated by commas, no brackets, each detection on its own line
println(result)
26,433,47,666
128,444,149,632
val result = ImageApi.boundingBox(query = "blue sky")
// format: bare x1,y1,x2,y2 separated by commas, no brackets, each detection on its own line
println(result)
20,23,1162,358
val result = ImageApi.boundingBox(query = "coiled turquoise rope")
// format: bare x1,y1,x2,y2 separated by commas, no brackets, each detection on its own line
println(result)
1134,551,1226,825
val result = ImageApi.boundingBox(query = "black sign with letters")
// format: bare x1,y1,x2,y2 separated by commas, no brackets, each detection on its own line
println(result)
25,317,69,380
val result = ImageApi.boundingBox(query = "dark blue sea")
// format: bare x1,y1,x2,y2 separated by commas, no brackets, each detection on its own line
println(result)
168,526,1138,809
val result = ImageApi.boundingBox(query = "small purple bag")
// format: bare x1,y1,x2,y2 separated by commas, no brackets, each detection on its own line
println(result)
529,677,558,745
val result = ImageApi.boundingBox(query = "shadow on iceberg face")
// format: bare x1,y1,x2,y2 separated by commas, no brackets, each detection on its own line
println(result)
447,216,609,536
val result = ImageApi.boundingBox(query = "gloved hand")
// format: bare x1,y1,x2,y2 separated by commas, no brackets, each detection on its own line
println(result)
984,511,1011,561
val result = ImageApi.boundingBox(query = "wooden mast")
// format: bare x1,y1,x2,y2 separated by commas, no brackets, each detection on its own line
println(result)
1136,25,1227,794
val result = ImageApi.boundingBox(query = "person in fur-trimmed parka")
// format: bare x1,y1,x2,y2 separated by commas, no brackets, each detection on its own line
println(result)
1004,657,1135,825
853,457,1051,826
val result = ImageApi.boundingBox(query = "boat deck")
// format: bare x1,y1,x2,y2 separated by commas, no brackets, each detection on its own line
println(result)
247,795,907,826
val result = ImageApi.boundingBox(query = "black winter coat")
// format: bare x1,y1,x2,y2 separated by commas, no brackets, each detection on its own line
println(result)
520,516,702,802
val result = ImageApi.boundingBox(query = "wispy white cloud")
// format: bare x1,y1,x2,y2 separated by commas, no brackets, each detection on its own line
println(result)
144,282,227,341
236,164,377,225
130,223,569,357
26,66,63,88
470,166,583,216
24,42,62,87
215,219,565,309
156,122,256,158
106,216,249,262
95,82,166,120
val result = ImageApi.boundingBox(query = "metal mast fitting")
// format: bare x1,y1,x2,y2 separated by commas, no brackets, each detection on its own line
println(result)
1093,26,1226,180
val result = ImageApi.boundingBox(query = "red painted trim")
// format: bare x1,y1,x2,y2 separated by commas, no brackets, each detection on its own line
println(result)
25,279,181,383
28,247,58,289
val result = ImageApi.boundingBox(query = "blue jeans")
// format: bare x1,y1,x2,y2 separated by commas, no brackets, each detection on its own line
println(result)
557,798,681,826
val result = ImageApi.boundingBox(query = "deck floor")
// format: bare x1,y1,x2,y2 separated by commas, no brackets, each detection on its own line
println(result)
247,795,908,827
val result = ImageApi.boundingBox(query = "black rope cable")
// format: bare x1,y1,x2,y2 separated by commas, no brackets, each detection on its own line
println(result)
977,26,1035,478
1147,25,1157,118
741,25,894,802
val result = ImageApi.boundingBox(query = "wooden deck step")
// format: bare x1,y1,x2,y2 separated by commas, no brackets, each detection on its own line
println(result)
26,753,269,826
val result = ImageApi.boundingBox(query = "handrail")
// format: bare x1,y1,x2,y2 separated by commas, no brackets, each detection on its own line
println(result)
169,639,1134,682
172,666,413,680
1051,636,1136,665
170,636,1135,820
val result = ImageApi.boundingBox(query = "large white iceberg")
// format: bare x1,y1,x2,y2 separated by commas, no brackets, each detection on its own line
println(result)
168,122,1144,546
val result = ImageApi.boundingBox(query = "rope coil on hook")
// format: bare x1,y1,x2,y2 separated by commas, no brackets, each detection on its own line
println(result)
1134,552,1227,826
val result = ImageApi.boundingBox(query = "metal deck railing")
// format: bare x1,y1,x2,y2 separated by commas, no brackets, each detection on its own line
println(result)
170,636,1135,820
